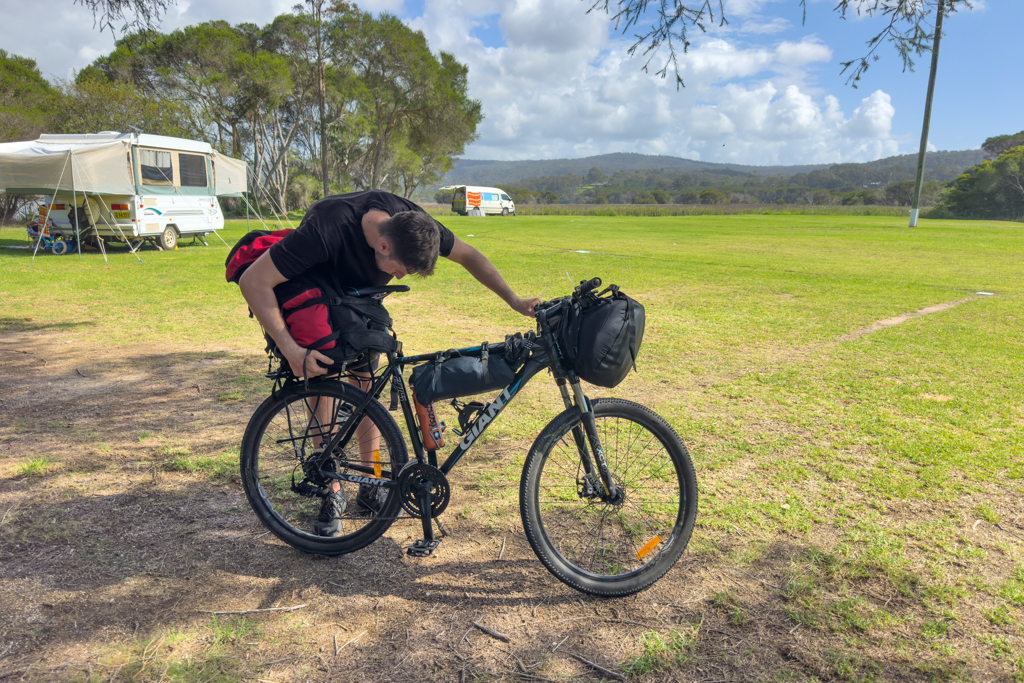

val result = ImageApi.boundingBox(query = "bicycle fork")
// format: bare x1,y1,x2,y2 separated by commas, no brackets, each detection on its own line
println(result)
556,377,619,502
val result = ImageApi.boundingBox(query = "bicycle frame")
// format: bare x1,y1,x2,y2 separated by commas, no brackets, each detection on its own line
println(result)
395,352,549,473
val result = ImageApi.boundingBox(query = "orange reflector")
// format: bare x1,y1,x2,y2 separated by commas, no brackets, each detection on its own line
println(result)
110,203,129,210
373,450,381,478
636,536,662,560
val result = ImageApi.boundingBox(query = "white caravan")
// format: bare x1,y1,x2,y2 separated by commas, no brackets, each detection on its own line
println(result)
0,132,247,250
444,185,516,216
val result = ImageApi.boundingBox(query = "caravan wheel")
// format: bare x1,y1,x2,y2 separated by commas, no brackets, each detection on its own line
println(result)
158,226,177,250
501,208,509,216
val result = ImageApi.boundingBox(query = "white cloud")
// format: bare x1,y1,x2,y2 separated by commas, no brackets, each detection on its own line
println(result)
774,40,832,66
736,17,791,35
842,90,895,138
3,0,905,166
499,0,608,53
410,0,896,165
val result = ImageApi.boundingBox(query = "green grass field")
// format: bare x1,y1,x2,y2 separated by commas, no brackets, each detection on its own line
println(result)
2,213,1023,680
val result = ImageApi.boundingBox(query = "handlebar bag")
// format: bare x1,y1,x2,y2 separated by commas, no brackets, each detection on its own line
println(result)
410,354,516,406
558,287,645,388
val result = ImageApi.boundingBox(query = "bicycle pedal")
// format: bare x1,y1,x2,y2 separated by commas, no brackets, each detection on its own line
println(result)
406,539,441,557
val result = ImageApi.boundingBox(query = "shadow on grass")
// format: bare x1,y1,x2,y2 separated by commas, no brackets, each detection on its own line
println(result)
0,317,96,333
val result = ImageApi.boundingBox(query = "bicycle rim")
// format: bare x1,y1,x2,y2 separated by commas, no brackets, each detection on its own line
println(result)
242,383,407,555
523,399,697,596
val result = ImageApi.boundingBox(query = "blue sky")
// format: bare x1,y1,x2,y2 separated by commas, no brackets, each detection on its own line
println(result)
2,0,1018,166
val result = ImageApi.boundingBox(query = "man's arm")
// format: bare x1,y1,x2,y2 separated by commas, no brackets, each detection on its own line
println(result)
445,237,540,316
238,251,334,377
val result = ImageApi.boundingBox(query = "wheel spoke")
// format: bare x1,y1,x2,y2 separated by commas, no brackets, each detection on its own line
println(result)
523,399,697,596
240,382,409,556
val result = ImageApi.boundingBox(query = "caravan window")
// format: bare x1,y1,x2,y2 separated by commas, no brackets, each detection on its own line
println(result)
179,153,208,187
140,149,173,185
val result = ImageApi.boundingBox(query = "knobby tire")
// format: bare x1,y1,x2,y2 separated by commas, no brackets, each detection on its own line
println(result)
520,398,697,597
240,381,408,556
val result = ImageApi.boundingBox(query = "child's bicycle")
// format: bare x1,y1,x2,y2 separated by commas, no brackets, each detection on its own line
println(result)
239,278,698,597
27,219,74,255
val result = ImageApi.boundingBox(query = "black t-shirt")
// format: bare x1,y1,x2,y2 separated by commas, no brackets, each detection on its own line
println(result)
269,190,455,290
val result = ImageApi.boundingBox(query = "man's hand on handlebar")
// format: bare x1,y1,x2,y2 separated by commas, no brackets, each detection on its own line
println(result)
511,296,540,317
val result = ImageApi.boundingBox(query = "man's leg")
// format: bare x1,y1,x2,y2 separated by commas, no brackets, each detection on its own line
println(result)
348,353,393,515
348,370,381,464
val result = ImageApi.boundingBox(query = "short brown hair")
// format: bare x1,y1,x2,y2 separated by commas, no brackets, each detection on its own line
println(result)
378,211,441,276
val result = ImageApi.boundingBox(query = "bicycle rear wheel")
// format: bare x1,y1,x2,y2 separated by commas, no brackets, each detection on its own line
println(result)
240,381,408,555
520,398,697,597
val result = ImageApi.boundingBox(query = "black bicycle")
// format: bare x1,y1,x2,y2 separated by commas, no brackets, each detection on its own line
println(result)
239,278,698,597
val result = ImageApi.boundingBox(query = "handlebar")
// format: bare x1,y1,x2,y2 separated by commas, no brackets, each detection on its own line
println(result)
574,277,602,297
534,277,604,317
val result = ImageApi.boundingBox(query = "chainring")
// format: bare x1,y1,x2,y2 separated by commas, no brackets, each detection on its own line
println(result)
397,461,451,519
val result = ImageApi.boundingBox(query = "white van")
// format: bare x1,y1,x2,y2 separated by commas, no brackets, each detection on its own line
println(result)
0,131,247,250
445,185,516,216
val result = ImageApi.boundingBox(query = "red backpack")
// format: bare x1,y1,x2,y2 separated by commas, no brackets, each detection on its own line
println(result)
225,229,293,284
225,229,398,369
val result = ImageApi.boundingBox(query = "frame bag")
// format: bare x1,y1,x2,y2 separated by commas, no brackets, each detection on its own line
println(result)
410,352,517,406
558,286,645,388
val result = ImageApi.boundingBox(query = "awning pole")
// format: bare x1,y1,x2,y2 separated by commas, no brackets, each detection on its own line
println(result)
71,160,109,268
100,210,143,263
29,152,71,267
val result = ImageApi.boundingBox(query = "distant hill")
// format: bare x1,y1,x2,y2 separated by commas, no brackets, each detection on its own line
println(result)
442,153,830,186
438,150,985,188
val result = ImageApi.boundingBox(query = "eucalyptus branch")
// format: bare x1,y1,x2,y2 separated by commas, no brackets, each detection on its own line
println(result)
74,0,175,34
593,0,971,88
588,0,726,88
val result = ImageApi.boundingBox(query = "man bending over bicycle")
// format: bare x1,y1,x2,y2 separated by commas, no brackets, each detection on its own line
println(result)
238,190,538,535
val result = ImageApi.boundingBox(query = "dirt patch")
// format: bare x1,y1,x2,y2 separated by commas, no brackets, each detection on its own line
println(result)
837,296,981,342
0,326,1021,682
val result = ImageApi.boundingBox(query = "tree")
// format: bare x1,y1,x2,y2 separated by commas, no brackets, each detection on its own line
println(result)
699,189,726,204
885,179,916,205
337,12,481,192
56,71,188,137
590,0,972,87
73,6,478,209
982,131,1024,160
0,52,64,223
0,51,61,142
934,147,1024,220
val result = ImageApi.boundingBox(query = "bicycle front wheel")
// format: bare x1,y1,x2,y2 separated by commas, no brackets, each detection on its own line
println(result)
240,381,408,556
520,398,697,597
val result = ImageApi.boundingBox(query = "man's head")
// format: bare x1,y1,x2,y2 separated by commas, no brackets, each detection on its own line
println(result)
376,211,441,278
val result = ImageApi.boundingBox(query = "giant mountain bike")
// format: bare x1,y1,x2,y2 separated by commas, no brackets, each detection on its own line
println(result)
239,278,698,597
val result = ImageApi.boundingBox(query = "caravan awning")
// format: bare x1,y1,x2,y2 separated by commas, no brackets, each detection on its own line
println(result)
0,134,249,196
0,139,135,195
211,151,248,197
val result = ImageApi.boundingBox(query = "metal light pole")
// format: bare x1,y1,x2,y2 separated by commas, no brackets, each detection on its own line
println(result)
909,0,945,228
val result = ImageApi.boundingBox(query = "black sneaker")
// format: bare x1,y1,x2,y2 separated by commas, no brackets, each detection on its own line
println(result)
356,484,393,516
314,484,347,536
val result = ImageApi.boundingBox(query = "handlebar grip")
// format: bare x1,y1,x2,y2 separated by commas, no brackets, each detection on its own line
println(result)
574,277,602,297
